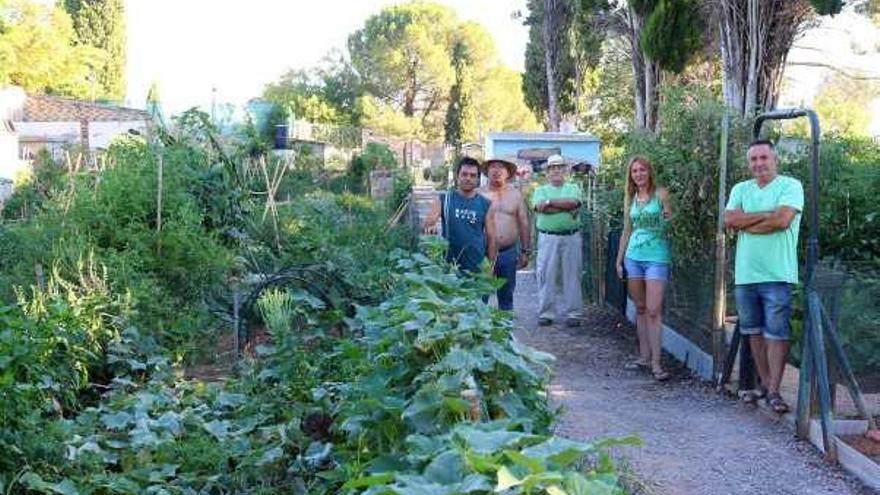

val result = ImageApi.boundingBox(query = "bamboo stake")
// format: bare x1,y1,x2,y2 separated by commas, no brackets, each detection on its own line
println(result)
156,153,164,256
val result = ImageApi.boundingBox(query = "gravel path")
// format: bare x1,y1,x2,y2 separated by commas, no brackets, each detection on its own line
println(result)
512,271,877,495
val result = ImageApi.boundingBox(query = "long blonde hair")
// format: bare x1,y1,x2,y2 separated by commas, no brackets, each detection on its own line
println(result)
623,155,657,211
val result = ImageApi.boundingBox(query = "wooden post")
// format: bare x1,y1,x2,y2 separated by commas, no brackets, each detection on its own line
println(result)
796,299,814,439
156,152,163,256
233,290,241,362
808,291,837,461
712,111,730,382
821,301,877,431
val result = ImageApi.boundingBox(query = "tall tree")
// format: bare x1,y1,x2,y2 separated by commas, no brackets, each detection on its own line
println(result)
619,0,704,132
348,3,525,142
621,2,659,131
716,0,843,116
857,0,880,24
0,0,104,98
263,53,362,125
522,0,609,130
571,0,613,116
810,73,880,136
444,35,477,151
348,2,457,140
473,66,542,134
541,0,567,131
63,0,126,101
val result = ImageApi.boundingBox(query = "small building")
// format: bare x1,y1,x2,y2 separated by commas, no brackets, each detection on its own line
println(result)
484,132,601,173
5,90,151,177
0,87,26,186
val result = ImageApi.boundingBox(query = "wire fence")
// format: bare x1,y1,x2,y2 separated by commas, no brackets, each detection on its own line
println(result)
580,174,879,415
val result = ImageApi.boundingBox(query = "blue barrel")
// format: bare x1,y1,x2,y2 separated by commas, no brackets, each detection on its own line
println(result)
274,124,289,149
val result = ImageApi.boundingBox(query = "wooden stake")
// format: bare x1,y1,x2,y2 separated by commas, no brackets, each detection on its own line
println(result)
156,152,164,256
712,111,730,381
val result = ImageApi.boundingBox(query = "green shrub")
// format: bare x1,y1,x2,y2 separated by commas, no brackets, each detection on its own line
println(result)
1,149,66,220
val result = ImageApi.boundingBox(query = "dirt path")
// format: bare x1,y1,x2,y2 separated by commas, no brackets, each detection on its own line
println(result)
512,271,877,495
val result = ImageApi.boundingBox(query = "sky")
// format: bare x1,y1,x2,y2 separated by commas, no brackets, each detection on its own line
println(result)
124,0,529,115
124,1,880,134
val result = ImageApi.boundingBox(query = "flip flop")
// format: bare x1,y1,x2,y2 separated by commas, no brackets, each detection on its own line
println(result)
740,387,767,404
624,360,648,370
766,393,790,414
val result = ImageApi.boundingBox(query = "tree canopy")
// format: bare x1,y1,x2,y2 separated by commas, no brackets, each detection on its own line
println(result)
0,0,105,98
262,53,362,126
522,0,610,130
261,1,539,143
811,74,880,136
348,2,457,135
63,0,126,101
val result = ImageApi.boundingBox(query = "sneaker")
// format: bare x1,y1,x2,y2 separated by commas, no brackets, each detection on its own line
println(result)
537,317,553,326
565,318,580,328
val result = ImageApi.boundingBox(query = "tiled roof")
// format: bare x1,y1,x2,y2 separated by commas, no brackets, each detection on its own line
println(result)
487,132,600,142
20,94,150,123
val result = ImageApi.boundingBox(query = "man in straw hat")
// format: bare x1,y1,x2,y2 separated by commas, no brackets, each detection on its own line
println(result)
478,157,531,311
530,154,585,327
422,156,497,274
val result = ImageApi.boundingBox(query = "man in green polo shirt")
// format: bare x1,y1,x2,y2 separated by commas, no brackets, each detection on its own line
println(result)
531,154,585,327
724,139,804,414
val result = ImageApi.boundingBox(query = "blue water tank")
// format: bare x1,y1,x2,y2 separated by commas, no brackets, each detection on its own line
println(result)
274,124,289,150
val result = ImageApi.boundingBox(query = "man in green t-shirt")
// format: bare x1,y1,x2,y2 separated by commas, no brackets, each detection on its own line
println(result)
724,139,804,414
530,154,585,327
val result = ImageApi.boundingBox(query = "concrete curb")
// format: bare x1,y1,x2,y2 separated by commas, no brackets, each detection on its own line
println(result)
807,420,880,492
624,298,714,380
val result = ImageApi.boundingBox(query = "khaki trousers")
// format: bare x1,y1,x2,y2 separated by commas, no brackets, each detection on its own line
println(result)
536,231,583,320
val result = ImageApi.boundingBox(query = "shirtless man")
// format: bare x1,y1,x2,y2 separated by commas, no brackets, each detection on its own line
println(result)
479,157,531,311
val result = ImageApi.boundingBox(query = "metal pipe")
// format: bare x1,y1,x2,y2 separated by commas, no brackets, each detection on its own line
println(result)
753,109,824,441
753,109,821,287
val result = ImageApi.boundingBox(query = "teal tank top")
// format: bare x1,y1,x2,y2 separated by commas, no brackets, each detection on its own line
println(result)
625,194,670,263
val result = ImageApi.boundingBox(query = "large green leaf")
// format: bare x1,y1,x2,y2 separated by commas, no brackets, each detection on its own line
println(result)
343,473,395,489
423,450,463,484
453,425,534,454
521,437,593,466
100,411,132,430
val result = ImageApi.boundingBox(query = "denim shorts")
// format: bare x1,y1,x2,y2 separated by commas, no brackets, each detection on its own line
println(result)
734,282,794,340
624,258,670,281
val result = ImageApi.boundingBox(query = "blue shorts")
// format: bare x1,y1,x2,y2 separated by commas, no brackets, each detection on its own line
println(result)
735,282,794,340
624,258,670,281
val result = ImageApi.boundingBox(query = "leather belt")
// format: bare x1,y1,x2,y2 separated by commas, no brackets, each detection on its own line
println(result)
538,229,578,236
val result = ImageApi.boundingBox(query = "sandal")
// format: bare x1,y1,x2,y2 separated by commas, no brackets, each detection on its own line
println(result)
652,369,670,382
624,360,648,371
766,393,790,414
740,387,767,404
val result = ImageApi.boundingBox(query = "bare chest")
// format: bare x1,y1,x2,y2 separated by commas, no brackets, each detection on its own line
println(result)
481,189,521,216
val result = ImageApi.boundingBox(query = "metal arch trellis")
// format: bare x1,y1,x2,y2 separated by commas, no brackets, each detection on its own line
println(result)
719,108,877,462
225,263,352,358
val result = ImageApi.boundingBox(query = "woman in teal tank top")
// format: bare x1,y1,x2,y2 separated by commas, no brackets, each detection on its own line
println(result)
614,156,673,381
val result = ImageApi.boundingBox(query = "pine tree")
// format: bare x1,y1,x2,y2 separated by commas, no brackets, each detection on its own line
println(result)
63,0,126,101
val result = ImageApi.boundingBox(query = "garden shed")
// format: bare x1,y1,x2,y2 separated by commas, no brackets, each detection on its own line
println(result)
11,92,151,172
483,132,601,172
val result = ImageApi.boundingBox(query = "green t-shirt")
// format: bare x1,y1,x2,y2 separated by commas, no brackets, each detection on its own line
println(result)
530,182,584,232
625,194,670,263
726,175,804,285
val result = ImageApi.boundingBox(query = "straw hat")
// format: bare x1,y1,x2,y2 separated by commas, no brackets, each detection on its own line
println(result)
482,156,518,177
544,154,568,168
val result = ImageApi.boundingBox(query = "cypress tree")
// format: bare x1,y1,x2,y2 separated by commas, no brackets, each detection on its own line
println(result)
640,0,703,75
63,0,126,101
